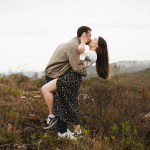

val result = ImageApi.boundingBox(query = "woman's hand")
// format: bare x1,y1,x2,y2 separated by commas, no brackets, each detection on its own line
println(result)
81,32,88,44
78,32,88,54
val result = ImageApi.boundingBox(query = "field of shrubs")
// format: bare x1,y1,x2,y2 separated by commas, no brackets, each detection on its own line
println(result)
0,66,150,150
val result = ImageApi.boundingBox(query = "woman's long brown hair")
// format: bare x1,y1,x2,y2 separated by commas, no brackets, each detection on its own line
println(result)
96,36,110,79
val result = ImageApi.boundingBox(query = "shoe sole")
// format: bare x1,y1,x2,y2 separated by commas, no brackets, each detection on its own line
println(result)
58,136,77,141
43,119,58,130
75,135,83,139
58,131,77,141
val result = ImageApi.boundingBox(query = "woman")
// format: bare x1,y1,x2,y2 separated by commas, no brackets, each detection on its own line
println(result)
42,34,110,140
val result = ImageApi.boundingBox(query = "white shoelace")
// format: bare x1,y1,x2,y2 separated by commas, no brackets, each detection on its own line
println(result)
47,117,50,124
74,130,82,135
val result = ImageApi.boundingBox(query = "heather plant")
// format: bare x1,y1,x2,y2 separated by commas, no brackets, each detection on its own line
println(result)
110,63,128,83
0,72,46,91
31,77,46,88
144,74,150,78
0,66,150,149
78,80,150,149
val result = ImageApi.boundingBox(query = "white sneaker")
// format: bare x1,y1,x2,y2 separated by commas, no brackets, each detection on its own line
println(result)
67,129,74,136
74,130,83,138
58,130,76,141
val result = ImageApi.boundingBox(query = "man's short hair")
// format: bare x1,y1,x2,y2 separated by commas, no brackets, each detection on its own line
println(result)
77,26,92,38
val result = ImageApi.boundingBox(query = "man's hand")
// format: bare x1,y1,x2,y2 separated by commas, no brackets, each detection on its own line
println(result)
81,32,88,44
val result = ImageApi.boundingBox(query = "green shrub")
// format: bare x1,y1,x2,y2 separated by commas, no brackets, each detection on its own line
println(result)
0,86,22,98
31,78,46,88
8,73,29,85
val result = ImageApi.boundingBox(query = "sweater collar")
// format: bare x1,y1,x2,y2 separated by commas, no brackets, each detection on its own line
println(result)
73,37,81,44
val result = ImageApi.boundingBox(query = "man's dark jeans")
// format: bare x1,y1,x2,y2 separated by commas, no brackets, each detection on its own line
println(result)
45,75,67,133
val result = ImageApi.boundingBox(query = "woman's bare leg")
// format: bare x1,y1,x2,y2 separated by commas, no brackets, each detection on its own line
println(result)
41,78,57,115
74,125,81,132
42,78,81,133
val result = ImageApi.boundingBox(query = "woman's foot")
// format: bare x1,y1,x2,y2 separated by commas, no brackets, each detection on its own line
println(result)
43,115,59,129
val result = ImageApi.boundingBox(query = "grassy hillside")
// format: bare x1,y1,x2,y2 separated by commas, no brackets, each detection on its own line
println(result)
0,70,150,149
111,61,150,73
126,67,150,91
85,60,150,78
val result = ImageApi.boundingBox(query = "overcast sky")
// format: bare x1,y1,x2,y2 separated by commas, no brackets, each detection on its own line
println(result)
0,0,150,72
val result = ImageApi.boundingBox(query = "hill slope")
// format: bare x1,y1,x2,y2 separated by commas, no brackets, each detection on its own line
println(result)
85,60,150,78
127,67,150,90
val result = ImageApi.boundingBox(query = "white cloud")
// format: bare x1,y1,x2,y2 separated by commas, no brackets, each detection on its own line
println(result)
0,0,150,72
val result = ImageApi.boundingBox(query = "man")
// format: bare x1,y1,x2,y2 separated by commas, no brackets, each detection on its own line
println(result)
43,26,92,139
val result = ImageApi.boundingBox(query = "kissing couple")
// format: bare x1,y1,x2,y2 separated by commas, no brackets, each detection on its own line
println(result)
41,26,110,140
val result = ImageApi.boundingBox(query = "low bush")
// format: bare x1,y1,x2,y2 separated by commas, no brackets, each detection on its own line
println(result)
0,71,150,149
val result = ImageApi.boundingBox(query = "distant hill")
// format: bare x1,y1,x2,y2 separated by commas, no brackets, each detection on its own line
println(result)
1,61,150,79
111,61,150,73
0,71,45,78
84,60,150,78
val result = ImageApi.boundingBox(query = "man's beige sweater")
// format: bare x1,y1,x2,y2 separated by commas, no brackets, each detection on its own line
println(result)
45,37,87,78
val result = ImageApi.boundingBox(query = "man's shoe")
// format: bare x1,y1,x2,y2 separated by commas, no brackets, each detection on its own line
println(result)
58,131,77,141
67,129,74,136
43,116,59,129
74,130,83,138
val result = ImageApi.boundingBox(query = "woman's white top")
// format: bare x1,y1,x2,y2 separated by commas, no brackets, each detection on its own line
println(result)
79,45,97,68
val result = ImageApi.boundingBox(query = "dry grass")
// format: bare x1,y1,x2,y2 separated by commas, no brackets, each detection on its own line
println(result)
0,68,150,150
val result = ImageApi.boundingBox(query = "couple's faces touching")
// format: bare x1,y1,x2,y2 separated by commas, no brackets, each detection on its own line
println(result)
88,37,99,49
86,30,98,49
86,30,91,44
